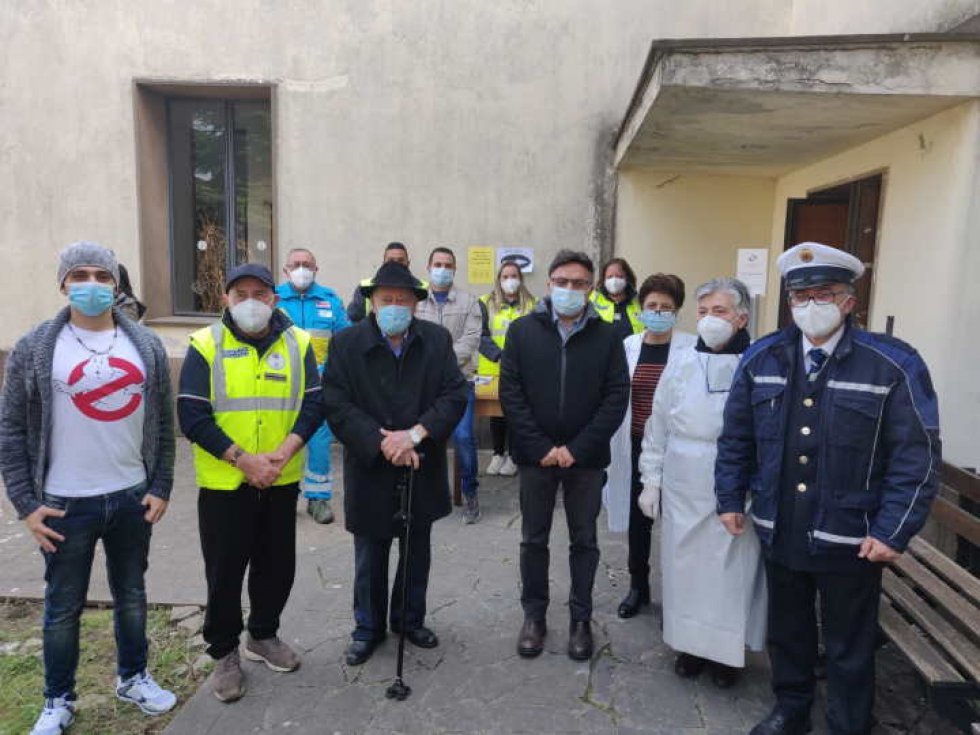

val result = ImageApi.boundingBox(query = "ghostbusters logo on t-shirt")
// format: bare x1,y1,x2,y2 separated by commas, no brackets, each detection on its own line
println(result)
53,354,145,421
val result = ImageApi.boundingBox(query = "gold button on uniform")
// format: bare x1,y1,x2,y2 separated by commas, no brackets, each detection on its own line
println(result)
797,483,807,493
803,398,814,408
799,455,809,465
801,426,811,436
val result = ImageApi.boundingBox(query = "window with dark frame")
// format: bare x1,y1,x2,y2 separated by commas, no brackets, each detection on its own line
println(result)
167,99,273,315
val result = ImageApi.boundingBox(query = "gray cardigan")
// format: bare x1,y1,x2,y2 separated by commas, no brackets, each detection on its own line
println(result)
0,307,175,518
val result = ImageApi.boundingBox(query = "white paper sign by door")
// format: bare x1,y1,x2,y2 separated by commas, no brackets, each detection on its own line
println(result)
736,248,769,296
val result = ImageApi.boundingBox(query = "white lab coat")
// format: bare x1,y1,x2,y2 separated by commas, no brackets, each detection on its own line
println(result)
603,330,696,532
639,345,766,667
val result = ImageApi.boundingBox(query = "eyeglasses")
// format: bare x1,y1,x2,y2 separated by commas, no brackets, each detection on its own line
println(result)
644,308,676,315
787,288,848,307
550,278,592,290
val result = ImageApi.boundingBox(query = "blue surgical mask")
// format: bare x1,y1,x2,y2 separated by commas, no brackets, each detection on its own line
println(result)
377,304,413,336
68,282,115,317
429,267,454,288
551,287,587,317
640,310,676,334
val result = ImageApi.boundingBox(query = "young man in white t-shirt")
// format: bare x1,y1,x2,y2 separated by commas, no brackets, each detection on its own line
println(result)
0,242,177,735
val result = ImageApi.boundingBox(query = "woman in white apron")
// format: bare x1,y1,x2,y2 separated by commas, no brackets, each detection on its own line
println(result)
638,277,766,688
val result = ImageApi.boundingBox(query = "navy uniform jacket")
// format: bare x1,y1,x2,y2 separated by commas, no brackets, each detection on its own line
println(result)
715,321,941,557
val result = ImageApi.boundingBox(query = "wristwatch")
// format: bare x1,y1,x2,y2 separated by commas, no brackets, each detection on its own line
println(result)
408,427,423,446
228,447,245,466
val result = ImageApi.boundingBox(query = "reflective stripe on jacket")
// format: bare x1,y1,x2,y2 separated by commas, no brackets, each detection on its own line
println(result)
477,293,535,377
714,322,941,554
188,322,310,490
276,281,349,368
589,291,643,334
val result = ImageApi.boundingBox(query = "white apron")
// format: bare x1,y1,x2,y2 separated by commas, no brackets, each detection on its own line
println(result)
644,348,767,667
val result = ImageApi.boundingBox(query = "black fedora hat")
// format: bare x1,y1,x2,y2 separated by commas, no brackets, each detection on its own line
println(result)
360,261,428,301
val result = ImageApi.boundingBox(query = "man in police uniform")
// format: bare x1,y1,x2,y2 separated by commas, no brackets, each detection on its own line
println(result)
715,243,941,735
276,246,350,524
178,264,322,703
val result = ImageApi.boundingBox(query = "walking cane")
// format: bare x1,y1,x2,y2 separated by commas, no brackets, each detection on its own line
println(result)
385,464,415,701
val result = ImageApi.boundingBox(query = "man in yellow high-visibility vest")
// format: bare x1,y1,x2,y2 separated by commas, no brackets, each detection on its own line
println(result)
178,263,322,704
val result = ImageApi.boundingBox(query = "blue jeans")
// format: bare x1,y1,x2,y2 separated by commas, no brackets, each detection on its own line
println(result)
452,383,479,499
40,483,151,699
352,523,432,641
302,421,333,500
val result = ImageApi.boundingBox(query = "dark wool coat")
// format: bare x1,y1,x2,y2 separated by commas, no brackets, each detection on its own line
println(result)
321,315,468,537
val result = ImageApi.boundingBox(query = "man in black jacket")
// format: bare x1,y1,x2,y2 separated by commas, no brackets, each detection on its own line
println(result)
500,249,629,661
321,262,468,666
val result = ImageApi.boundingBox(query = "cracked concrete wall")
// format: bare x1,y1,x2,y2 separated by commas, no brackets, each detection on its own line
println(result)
0,0,793,352
789,0,980,35
766,102,980,468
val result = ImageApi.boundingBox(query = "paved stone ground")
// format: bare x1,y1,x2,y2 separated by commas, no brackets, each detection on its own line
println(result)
0,440,947,734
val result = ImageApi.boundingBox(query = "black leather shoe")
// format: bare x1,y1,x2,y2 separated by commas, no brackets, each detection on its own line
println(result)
405,626,439,649
710,661,739,688
345,638,381,666
567,620,593,661
517,618,546,658
617,588,650,619
749,707,812,735
673,652,707,678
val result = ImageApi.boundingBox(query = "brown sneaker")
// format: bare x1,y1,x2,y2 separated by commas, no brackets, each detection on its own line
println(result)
210,649,245,703
243,635,301,672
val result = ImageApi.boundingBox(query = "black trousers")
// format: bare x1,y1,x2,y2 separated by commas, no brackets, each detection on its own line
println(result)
198,483,299,659
519,465,603,622
490,416,508,456
626,435,653,591
352,522,432,641
765,558,883,735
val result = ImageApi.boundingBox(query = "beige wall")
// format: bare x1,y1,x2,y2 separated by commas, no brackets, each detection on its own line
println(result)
0,0,796,354
615,170,776,332
765,102,980,467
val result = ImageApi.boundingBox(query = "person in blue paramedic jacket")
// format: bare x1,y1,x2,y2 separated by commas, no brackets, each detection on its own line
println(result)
715,242,941,735
276,247,351,524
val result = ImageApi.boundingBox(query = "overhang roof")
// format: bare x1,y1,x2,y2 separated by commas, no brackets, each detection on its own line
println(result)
614,33,980,176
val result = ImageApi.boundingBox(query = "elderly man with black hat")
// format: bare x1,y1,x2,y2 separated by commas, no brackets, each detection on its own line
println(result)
178,263,322,703
715,242,941,735
321,261,468,666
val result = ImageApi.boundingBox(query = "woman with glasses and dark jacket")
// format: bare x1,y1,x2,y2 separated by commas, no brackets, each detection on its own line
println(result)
637,276,766,689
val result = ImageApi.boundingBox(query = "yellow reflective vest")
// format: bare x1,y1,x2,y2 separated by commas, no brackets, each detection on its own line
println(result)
589,291,643,334
477,294,536,377
188,322,310,490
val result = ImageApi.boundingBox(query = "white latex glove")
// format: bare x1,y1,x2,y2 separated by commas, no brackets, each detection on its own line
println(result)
637,484,661,520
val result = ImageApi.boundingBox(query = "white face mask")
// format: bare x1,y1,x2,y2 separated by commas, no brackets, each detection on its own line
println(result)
230,298,273,334
288,266,315,291
792,301,843,340
500,277,520,295
697,315,735,350
604,276,627,295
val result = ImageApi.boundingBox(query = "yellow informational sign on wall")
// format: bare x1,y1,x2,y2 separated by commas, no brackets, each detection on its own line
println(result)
467,246,495,284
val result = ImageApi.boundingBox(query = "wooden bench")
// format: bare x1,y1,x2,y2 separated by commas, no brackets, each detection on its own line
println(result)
879,461,980,732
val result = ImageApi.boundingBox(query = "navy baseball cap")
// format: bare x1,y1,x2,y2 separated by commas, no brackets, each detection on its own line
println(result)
225,263,276,292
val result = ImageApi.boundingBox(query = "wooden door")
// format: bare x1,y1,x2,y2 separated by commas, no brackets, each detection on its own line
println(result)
779,175,881,329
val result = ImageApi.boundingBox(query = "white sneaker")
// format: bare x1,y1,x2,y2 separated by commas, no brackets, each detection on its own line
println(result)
499,456,518,476
115,670,177,715
30,697,75,735
486,454,505,475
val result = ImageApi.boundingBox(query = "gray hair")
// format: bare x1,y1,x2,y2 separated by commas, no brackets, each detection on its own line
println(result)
694,277,752,316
